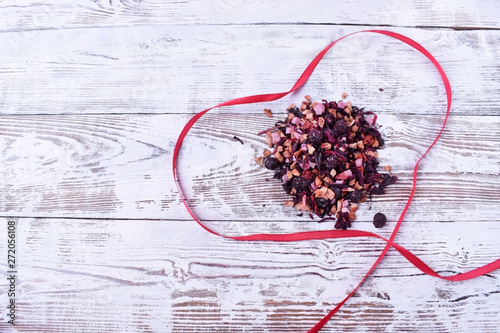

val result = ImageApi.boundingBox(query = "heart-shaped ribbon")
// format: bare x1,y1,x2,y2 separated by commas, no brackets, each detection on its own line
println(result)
172,30,500,332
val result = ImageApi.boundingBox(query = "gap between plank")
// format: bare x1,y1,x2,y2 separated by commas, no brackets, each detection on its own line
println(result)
0,22,499,35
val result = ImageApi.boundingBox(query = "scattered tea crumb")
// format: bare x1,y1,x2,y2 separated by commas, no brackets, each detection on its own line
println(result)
254,156,264,167
341,92,348,99
379,88,384,92
233,135,244,145
264,109,273,117
384,165,392,173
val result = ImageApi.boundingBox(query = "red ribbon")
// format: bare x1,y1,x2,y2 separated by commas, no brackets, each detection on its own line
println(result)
172,30,500,332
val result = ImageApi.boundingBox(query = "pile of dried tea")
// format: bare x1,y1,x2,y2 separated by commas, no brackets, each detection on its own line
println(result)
255,95,397,229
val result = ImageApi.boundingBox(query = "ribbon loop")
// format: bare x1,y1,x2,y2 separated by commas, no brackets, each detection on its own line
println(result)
173,30,499,332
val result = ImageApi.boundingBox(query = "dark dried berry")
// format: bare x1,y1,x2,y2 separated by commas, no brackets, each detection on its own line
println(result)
349,190,363,203
292,177,308,190
373,212,387,228
264,157,280,170
308,129,323,146
315,197,329,208
324,113,336,128
324,155,339,169
333,119,349,136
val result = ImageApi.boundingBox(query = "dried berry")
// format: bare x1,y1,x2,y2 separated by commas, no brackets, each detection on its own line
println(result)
264,157,280,170
333,119,349,136
292,177,308,190
324,113,336,128
256,95,396,229
373,212,387,228
315,197,330,208
324,155,339,170
307,129,323,146
349,190,363,203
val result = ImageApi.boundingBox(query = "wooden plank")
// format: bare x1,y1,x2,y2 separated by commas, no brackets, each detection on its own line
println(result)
0,113,498,222
0,4,499,332
1,26,499,115
0,0,499,31
1,217,499,332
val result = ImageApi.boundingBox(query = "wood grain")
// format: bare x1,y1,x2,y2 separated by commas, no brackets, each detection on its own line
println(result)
0,26,499,116
0,0,499,31
0,113,498,222
0,217,499,332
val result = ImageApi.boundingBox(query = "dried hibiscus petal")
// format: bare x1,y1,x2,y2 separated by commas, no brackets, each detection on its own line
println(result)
256,95,396,229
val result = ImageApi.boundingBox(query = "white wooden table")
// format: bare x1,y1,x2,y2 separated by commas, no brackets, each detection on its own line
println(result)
1,1,500,332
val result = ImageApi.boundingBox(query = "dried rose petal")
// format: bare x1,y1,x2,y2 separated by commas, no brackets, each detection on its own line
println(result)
313,102,325,115
271,131,281,144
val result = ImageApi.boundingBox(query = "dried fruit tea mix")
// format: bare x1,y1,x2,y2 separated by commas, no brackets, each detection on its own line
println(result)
256,95,397,229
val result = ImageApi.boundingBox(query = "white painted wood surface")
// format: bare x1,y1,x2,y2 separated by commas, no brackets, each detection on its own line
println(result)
0,1,499,332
